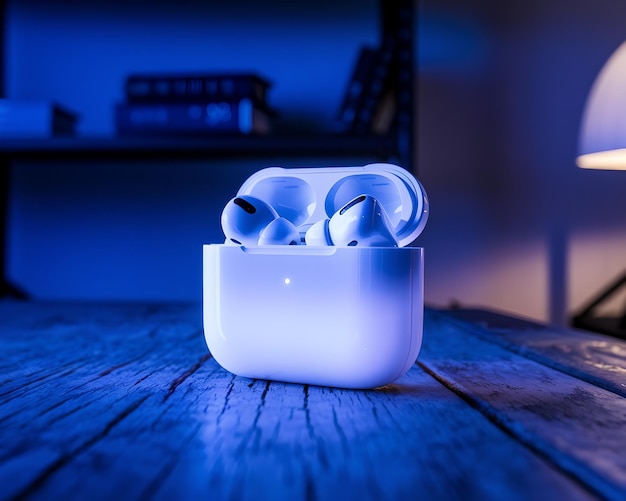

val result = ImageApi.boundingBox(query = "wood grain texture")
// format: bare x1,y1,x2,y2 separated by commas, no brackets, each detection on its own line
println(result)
421,309,626,501
0,301,606,500
443,308,626,397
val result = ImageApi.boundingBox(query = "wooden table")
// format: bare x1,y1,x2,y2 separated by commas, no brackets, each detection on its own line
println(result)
1,301,624,500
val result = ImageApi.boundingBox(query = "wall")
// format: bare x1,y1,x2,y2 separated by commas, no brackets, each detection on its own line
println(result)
6,0,626,325
417,0,626,324
5,0,380,301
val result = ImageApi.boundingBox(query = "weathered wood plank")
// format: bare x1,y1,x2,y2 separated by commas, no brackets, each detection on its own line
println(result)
152,370,593,501
0,301,600,500
442,307,626,397
0,301,206,500
421,309,626,501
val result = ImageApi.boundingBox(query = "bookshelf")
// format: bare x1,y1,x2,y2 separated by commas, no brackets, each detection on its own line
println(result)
0,0,415,298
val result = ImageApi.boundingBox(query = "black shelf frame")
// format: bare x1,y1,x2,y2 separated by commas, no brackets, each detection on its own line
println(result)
0,134,397,160
0,0,415,298
571,270,626,340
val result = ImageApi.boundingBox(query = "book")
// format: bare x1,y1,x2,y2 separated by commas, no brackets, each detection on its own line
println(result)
334,46,378,133
352,36,397,135
0,99,78,137
114,98,274,136
335,1,414,137
378,0,413,137
124,73,271,105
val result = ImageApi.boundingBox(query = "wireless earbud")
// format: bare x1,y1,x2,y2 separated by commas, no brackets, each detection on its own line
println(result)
223,193,399,247
221,195,279,246
305,194,398,247
331,194,398,247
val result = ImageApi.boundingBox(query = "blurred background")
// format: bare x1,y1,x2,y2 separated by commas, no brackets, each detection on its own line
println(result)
4,0,626,326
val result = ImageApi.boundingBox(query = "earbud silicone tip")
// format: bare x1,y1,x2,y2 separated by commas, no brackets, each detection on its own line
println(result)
259,217,301,245
304,219,333,246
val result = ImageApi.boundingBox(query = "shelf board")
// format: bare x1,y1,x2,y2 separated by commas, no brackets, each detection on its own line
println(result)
0,134,396,161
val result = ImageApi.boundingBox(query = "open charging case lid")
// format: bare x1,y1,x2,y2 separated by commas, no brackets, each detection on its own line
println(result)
235,163,429,247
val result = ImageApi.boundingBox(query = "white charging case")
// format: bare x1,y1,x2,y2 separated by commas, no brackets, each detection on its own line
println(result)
203,163,428,389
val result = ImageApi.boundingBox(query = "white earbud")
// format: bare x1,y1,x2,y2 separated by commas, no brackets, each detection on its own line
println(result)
304,194,398,247
223,194,398,248
221,195,278,246
259,217,301,245
328,194,398,247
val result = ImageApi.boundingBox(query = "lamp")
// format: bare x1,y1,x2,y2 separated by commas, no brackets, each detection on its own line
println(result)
572,42,626,339
577,42,626,170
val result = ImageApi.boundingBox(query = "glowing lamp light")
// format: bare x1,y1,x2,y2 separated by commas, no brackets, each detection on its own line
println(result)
572,43,626,340
577,42,626,170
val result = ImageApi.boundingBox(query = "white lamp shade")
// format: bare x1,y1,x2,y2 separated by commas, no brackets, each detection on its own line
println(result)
578,41,626,170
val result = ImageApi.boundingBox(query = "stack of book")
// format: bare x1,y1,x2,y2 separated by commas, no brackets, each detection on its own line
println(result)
334,0,412,136
336,37,397,134
334,42,397,136
114,73,276,136
0,99,78,138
